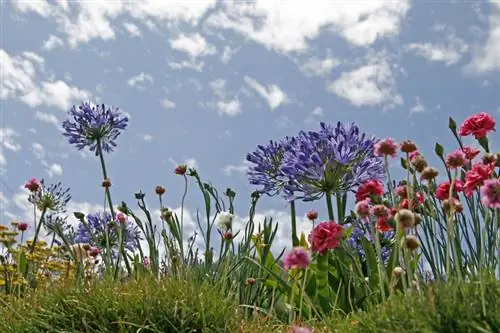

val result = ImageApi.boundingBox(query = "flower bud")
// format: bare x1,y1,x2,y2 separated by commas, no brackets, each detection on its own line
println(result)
175,165,187,175
101,179,112,188
306,209,318,221
421,166,439,181
395,209,415,229
392,266,404,277
405,235,420,251
411,156,428,173
18,222,29,232
116,212,126,224
155,185,166,196
400,140,418,153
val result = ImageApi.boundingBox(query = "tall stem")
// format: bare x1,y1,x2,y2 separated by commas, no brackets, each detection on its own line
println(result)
289,199,299,247
325,190,335,221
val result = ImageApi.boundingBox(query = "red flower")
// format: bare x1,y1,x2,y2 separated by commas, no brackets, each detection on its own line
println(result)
175,165,187,175
376,217,392,233
395,185,408,199
400,192,424,209
306,210,318,221
464,162,495,196
435,180,463,201
18,222,29,232
308,221,344,255
24,178,40,192
461,146,480,161
355,179,384,202
458,112,496,139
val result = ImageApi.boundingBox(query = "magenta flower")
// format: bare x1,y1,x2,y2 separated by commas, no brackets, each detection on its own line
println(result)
374,137,398,157
480,178,500,208
283,247,311,270
446,149,466,169
290,326,313,333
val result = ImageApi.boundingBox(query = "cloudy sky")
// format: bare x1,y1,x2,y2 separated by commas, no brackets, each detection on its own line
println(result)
1,0,499,252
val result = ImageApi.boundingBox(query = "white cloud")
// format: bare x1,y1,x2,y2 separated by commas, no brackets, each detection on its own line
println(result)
216,99,242,116
244,76,288,110
170,33,216,58
161,99,176,109
300,57,341,77
127,72,153,89
220,45,239,63
31,142,45,160
0,50,91,110
410,97,425,114
142,134,153,142
46,163,63,178
206,0,410,52
42,35,64,51
406,34,469,66
0,128,21,152
210,78,226,98
327,54,403,108
468,2,500,73
185,158,197,169
223,160,251,176
168,60,204,72
312,106,324,116
34,111,59,126
123,22,142,37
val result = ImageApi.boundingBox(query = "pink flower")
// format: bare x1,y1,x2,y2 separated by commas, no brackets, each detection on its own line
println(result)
461,146,480,161
290,326,312,333
480,179,500,208
395,185,408,199
308,221,344,255
464,162,495,196
409,151,421,161
446,149,466,169
24,178,40,192
458,112,496,139
355,179,384,202
306,210,318,221
116,212,126,224
89,246,101,258
354,199,371,218
435,180,463,201
283,247,311,270
374,138,398,157
370,204,391,218
18,222,29,232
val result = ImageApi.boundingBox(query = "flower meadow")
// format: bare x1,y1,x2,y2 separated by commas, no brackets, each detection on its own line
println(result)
1,102,499,332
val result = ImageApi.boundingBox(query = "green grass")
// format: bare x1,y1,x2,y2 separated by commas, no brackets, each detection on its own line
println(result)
1,273,499,333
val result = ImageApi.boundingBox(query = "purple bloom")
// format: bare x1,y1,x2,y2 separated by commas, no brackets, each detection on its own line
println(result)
62,102,128,155
28,179,71,213
246,138,296,197
74,211,141,254
281,122,385,201
347,220,393,264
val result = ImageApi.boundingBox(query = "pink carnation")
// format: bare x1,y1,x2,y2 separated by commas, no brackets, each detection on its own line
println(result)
283,247,311,270
308,221,344,255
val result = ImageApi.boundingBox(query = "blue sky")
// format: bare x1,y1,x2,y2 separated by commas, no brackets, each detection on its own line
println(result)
1,0,499,252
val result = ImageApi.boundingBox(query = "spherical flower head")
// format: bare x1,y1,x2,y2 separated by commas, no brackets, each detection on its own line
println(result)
370,204,391,218
217,211,234,231
101,179,112,188
89,246,101,258
28,180,72,213
458,112,496,139
395,185,408,199
400,140,418,153
354,199,371,218
283,246,311,270
62,102,128,155
306,209,318,221
395,209,415,229
446,149,466,169
246,278,256,286
374,137,398,157
405,235,420,251
281,122,385,201
161,208,173,221
392,266,404,277
355,179,384,202
409,151,421,161
442,198,464,214
175,165,187,175
482,153,496,165
435,180,463,201
461,146,480,161
464,162,496,196
400,192,424,210
410,155,428,173
18,222,29,232
24,178,40,192
155,185,166,196
480,178,500,208
308,221,344,255
223,231,233,240
116,212,126,224
421,166,439,181
290,326,312,333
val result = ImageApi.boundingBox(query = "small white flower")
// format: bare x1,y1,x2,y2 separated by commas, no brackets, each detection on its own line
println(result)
217,211,234,230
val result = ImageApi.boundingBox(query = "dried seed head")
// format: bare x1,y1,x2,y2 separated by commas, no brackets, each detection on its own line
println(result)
421,166,439,181
405,235,420,251
395,209,415,229
411,156,428,173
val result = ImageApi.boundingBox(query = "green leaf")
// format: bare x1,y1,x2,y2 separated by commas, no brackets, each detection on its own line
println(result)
18,251,28,278
434,143,444,158
361,238,380,289
478,136,490,153
73,212,85,220
448,117,457,133
400,157,408,170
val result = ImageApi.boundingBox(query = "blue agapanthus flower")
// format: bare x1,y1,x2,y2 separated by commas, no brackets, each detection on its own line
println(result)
28,179,71,213
62,102,128,155
347,221,394,264
74,211,141,253
281,122,385,201
246,137,297,197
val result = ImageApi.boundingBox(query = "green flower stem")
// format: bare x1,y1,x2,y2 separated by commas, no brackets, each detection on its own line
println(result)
96,140,131,278
30,207,47,253
316,252,331,314
290,199,299,247
373,230,387,302
325,190,335,221
384,156,395,207
179,175,188,261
